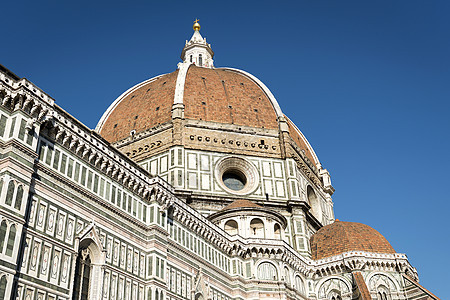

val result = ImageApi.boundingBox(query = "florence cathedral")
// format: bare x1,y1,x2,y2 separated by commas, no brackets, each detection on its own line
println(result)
0,21,439,300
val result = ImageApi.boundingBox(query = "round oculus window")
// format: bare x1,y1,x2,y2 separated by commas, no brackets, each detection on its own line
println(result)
215,156,259,195
222,170,247,191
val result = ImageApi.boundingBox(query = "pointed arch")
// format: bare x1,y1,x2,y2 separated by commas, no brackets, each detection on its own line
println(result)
0,275,7,299
76,223,105,264
0,220,7,253
5,181,15,206
284,266,290,285
316,277,351,300
73,223,106,300
5,223,16,256
195,293,204,300
14,185,24,210
366,272,400,294
295,274,306,295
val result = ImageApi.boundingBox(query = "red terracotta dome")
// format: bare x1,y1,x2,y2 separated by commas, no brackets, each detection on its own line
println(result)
310,221,395,260
221,199,262,211
98,71,178,143
96,64,320,165
183,66,279,129
97,66,279,143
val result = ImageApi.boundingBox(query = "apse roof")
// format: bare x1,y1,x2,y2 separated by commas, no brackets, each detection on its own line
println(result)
310,220,396,260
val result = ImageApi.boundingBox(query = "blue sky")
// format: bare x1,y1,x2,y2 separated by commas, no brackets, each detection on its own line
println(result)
2,0,449,298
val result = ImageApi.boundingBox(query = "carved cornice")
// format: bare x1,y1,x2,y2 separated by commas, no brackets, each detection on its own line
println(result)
288,139,322,188
0,72,173,200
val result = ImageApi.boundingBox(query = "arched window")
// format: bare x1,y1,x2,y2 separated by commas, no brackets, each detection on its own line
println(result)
5,181,15,206
250,218,265,238
0,275,7,299
0,221,7,253
155,289,159,300
199,54,203,66
73,248,92,300
257,262,278,280
284,267,290,285
295,275,305,294
224,220,238,235
6,224,16,256
329,290,342,300
190,55,193,63
274,223,281,239
307,186,322,221
377,285,390,300
14,185,23,210
195,293,204,300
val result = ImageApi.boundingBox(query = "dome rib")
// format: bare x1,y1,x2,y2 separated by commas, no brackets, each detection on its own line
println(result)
173,62,191,105
285,115,320,166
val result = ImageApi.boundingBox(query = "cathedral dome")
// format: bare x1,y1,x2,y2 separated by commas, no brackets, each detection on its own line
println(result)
97,70,179,143
95,22,321,170
96,64,320,165
97,65,280,143
310,221,396,260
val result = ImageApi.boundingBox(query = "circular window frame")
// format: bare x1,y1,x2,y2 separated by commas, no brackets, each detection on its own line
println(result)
215,156,259,195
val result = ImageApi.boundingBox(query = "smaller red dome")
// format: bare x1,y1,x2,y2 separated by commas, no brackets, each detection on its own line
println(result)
221,199,262,211
310,221,395,260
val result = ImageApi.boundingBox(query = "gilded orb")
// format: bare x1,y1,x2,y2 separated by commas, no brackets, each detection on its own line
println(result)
193,19,201,31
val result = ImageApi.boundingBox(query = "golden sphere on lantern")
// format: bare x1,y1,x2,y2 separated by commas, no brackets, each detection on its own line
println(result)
193,19,201,31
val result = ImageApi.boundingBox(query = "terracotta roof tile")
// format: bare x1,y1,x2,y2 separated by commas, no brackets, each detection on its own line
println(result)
184,66,278,129
100,71,178,143
221,199,261,211
310,220,395,260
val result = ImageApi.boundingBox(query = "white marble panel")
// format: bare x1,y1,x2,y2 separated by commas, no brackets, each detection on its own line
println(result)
273,162,283,178
150,159,158,175
35,201,47,232
276,181,285,197
264,179,273,196
188,153,197,170
262,161,271,177
200,155,210,171
160,156,168,173
201,173,210,190
188,172,197,189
